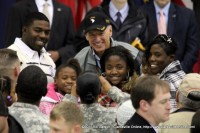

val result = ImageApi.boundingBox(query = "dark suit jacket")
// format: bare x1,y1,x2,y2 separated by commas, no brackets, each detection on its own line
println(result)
120,112,156,133
4,0,76,66
141,2,199,73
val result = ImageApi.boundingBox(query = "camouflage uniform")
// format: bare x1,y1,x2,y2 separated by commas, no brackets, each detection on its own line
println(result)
107,86,130,104
63,94,117,133
9,102,49,133
81,103,117,133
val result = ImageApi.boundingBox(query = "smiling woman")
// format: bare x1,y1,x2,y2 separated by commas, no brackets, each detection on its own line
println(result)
99,45,135,107
145,34,185,112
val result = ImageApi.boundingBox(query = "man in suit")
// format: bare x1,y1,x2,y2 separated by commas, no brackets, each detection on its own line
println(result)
141,0,199,73
121,76,171,133
4,0,76,67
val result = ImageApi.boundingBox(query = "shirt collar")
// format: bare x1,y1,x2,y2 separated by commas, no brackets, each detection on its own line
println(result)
35,0,53,7
14,38,47,58
92,49,100,61
109,1,129,22
154,1,170,16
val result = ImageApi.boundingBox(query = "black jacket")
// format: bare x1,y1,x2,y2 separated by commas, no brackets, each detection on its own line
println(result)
74,0,148,52
8,115,24,133
120,112,156,133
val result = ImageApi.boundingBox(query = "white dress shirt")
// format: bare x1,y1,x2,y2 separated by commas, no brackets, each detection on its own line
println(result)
35,0,53,26
8,38,56,83
109,1,129,23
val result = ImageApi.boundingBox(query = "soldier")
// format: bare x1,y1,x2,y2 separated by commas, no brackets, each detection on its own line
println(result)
0,49,21,106
8,65,49,133
63,72,117,133
49,101,84,133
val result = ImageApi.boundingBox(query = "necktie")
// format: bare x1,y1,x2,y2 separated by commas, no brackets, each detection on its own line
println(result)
115,12,122,29
43,2,50,21
158,11,167,34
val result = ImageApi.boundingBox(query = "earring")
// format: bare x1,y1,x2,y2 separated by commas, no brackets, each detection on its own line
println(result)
126,72,130,81
7,95,12,102
101,72,106,77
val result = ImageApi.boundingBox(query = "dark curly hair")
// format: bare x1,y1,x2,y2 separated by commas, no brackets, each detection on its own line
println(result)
100,45,135,77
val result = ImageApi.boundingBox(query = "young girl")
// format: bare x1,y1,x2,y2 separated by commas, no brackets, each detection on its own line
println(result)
39,58,82,115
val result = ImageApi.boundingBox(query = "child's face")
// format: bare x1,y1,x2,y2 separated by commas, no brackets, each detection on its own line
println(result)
104,55,129,86
55,67,77,95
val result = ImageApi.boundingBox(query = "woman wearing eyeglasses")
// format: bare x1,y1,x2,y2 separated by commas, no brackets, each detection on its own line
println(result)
145,34,185,112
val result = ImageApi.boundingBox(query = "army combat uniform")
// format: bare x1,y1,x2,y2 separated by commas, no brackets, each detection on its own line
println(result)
9,102,49,133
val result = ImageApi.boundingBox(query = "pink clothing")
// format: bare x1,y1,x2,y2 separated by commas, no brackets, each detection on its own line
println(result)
39,83,64,116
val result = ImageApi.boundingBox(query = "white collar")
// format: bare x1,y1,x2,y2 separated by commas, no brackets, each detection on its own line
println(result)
109,1,129,22
35,0,53,7
154,1,170,16
14,38,47,58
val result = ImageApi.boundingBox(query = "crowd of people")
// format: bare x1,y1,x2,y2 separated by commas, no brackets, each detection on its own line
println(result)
1,0,200,133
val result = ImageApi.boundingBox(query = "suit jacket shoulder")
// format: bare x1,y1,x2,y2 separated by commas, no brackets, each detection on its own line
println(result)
121,113,156,133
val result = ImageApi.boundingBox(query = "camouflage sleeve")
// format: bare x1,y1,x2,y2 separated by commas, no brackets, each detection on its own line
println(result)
62,94,78,104
107,86,130,104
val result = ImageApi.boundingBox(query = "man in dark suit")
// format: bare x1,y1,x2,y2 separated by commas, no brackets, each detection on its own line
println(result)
4,0,76,67
141,0,199,73
121,76,171,133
